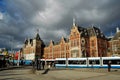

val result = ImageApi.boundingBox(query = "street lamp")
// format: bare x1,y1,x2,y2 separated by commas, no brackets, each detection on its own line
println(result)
100,53,103,67
86,52,89,67
12,54,15,66
66,53,68,68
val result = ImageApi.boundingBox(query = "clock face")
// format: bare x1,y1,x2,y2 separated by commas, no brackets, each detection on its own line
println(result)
81,37,85,47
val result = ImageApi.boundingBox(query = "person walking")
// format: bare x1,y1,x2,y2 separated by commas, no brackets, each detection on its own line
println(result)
108,61,111,72
41,62,50,74
32,60,35,69
42,61,45,70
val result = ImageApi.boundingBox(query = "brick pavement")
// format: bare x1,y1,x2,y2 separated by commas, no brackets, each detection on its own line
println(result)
35,68,120,80
0,67,120,80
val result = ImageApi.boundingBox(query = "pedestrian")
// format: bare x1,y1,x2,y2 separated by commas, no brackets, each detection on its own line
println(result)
21,60,24,66
108,61,111,72
42,61,45,70
48,62,51,69
32,60,35,68
52,62,56,69
41,62,50,74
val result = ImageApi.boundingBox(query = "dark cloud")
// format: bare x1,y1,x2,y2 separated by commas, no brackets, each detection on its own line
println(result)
0,0,120,49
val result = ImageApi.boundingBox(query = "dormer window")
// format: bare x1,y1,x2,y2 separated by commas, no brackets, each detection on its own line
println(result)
85,33,87,35
101,34,103,37
97,32,99,36
72,26,75,29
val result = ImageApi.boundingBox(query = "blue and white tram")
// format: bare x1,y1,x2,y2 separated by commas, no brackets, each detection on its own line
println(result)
55,58,87,68
55,57,120,68
40,59,55,65
88,57,100,68
102,57,120,68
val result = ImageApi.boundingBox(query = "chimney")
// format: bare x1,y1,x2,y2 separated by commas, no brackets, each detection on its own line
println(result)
116,27,119,33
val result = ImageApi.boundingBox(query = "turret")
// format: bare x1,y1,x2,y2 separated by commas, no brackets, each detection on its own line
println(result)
116,27,120,33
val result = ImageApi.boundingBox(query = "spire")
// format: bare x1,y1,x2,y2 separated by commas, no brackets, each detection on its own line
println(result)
91,24,94,27
35,28,41,40
73,18,75,26
116,27,119,33
110,32,113,37
36,28,39,34
98,25,101,30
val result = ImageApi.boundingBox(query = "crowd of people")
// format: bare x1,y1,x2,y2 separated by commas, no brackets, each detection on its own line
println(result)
32,60,56,70
0,58,7,68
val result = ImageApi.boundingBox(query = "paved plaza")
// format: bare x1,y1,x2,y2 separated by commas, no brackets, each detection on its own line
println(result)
0,68,120,80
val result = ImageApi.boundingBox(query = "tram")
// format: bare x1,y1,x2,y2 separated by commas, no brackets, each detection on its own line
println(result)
55,57,120,68
40,59,55,65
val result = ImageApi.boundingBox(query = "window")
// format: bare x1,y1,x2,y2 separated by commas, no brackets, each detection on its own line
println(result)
91,40,94,47
77,40,79,46
73,32,76,36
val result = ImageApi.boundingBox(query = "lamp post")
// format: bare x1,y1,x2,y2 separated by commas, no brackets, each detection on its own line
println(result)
10,37,14,66
100,53,103,67
12,54,14,66
66,53,68,68
43,54,46,69
86,52,89,68
17,51,20,66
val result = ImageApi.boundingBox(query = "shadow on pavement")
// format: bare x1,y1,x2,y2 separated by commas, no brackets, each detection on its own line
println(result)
41,68,50,74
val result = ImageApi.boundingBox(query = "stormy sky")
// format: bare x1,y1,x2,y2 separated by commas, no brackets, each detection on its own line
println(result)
0,0,120,50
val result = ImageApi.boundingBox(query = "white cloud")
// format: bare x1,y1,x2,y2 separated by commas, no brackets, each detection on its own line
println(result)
0,12,3,20
16,44,23,49
32,0,66,26
0,0,120,49
81,10,106,20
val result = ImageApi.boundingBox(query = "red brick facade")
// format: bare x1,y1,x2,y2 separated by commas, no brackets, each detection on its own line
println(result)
23,33,44,59
43,25,108,59
23,24,109,60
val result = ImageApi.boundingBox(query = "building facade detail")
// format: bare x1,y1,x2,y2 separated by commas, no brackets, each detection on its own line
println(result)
109,27,120,57
22,23,109,60
23,32,44,60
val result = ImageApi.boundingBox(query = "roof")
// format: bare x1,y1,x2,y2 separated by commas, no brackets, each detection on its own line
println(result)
77,26,88,37
112,32,120,40
76,26,107,39
87,26,106,39
24,39,33,44
35,33,41,40
45,37,69,47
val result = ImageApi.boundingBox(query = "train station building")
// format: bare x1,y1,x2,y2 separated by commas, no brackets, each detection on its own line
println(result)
108,27,120,57
22,20,112,60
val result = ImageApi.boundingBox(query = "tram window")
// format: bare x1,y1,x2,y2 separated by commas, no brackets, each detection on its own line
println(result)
111,60,120,65
117,61,120,64
80,60,86,64
103,60,108,64
103,59,120,65
56,60,65,64
69,60,78,64
69,60,86,65
89,60,100,64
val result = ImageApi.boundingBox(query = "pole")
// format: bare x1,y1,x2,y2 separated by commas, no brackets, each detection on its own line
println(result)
87,57,89,67
17,51,20,66
66,53,68,68
100,55,103,67
10,37,14,66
